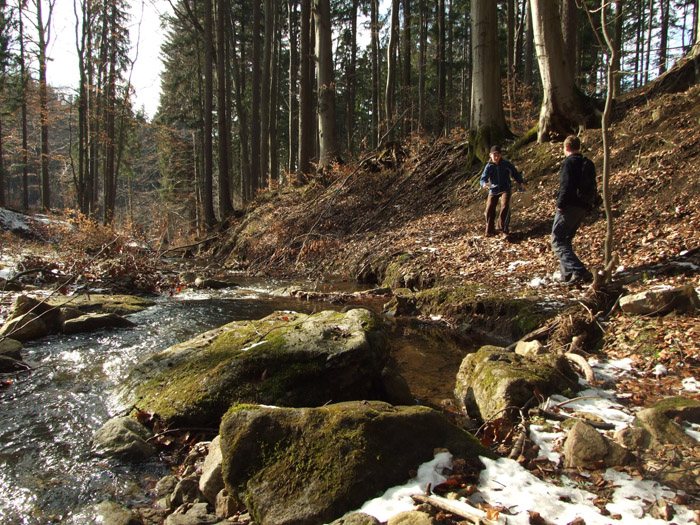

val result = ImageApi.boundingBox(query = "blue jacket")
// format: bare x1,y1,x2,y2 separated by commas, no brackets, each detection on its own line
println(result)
480,159,523,194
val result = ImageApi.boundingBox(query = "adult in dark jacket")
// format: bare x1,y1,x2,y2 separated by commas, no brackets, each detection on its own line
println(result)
551,135,596,284
479,145,526,236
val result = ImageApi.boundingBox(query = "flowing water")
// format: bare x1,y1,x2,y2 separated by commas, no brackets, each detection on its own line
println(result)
0,279,474,523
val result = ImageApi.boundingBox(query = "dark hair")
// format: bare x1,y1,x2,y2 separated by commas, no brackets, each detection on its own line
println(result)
490,145,501,154
564,135,581,152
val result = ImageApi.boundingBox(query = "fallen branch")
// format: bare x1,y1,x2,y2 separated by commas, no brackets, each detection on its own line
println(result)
564,352,596,382
411,494,495,525
532,407,615,430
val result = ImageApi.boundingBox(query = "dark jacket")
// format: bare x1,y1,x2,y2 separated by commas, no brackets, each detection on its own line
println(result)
556,152,596,209
480,159,523,194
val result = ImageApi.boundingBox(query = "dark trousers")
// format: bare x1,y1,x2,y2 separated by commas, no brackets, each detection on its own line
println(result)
485,191,511,235
551,206,588,281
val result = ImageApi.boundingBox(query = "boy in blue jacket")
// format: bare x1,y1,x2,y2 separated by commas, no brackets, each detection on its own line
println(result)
480,145,526,236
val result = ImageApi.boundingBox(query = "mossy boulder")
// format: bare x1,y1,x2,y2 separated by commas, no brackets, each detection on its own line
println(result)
121,308,391,427
219,401,491,525
454,346,579,423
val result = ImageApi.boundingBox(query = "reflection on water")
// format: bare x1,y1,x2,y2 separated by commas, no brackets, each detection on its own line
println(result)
0,281,474,523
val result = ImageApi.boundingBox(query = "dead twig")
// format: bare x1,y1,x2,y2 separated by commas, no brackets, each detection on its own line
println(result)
410,494,495,525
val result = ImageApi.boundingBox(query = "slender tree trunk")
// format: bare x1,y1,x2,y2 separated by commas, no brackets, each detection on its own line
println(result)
217,0,233,217
560,0,577,81
269,19,280,187
36,0,51,210
313,0,339,168
202,0,215,226
658,0,669,75
600,1,616,275
251,0,262,193
385,0,399,139
103,3,118,224
436,0,446,134
19,6,29,210
523,0,534,88
288,0,299,173
371,0,379,148
402,0,411,135
470,0,508,153
645,0,654,84
418,0,426,128
261,0,273,185
345,0,357,154
298,0,313,176
612,1,624,97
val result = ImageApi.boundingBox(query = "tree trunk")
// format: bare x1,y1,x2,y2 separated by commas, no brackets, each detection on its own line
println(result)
436,0,446,133
217,0,233,217
261,0,273,186
658,0,669,75
298,0,313,176
560,0,577,81
345,0,358,154
36,0,51,211
269,19,280,187
612,1,623,98
19,6,29,210
371,0,379,148
203,0,215,226
288,0,299,173
470,0,508,153
313,0,340,168
402,0,411,135
385,0,399,139
523,0,534,88
418,0,426,127
530,0,586,141
251,0,262,193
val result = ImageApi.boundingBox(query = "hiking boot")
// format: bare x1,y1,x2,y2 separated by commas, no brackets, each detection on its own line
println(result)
568,271,593,285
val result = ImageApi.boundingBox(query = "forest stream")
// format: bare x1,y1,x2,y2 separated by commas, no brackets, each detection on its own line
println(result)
0,278,474,523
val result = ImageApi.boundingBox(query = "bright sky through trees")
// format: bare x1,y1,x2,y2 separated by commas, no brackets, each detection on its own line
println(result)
47,0,171,118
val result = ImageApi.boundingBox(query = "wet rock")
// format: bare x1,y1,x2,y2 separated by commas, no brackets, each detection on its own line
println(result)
199,436,224,504
387,511,439,525
122,308,393,428
632,407,696,449
330,513,381,525
92,416,157,460
9,295,62,329
514,339,545,356
62,312,136,335
0,354,27,372
65,500,141,525
178,271,198,285
219,401,490,525
155,475,179,499
0,312,49,341
194,277,237,289
164,502,219,525
48,294,156,316
649,396,700,424
563,421,634,469
619,284,700,315
454,346,579,424
215,489,239,519
382,294,418,317
0,337,23,359
171,476,203,508
381,367,415,405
